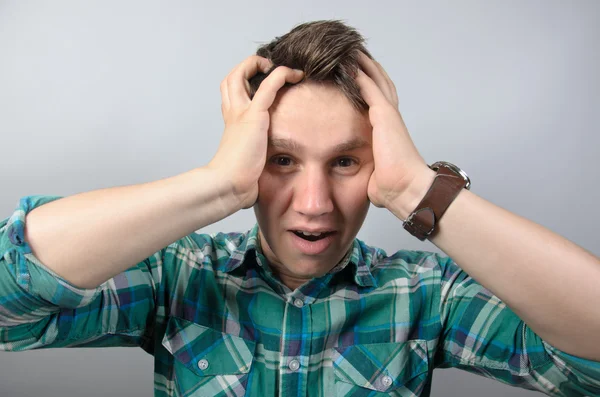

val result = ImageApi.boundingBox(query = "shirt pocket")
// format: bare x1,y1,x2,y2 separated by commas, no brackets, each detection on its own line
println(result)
332,340,429,396
161,316,256,397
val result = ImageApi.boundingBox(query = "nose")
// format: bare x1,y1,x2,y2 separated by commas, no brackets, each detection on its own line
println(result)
292,166,334,217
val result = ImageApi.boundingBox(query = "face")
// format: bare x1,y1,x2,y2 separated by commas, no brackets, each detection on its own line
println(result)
253,81,374,288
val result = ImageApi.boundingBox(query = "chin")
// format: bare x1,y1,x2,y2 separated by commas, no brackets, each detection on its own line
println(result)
283,257,334,279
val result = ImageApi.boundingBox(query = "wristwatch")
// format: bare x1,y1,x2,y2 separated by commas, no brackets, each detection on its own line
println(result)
403,161,471,241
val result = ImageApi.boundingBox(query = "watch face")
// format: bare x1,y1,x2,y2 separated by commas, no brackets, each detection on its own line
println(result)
431,161,471,190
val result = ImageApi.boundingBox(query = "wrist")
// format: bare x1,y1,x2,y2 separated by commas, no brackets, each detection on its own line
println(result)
195,166,247,216
388,168,437,221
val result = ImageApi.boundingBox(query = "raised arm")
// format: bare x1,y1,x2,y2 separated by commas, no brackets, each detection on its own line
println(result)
19,57,304,289
0,56,305,353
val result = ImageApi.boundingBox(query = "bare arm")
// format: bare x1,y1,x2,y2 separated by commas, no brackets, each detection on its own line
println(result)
355,51,600,361
24,167,236,289
391,168,600,361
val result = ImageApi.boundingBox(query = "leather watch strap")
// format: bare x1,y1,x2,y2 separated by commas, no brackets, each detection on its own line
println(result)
403,164,469,241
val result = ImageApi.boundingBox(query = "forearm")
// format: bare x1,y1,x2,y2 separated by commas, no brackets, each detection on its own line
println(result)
23,166,240,289
390,169,600,360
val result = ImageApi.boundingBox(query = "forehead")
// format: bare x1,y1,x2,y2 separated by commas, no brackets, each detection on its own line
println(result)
268,81,372,153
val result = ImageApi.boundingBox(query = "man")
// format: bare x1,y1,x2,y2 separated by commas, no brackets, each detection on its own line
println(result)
0,20,599,396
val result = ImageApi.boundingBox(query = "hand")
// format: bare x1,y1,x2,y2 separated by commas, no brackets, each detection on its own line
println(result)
354,52,432,210
208,56,305,209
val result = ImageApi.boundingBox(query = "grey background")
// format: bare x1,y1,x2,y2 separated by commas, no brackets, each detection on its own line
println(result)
0,1,598,396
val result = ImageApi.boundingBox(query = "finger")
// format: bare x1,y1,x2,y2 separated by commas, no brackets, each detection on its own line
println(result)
221,62,247,111
357,52,394,105
228,56,273,109
355,68,390,108
250,66,305,112
373,61,399,108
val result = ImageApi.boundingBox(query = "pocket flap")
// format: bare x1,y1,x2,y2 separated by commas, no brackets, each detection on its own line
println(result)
161,316,255,376
332,340,429,392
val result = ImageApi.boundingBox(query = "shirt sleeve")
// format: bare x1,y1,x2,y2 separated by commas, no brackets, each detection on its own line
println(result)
434,253,600,396
0,195,162,353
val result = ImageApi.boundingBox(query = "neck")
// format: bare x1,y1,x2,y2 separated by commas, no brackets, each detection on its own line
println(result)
257,230,318,290
274,270,311,291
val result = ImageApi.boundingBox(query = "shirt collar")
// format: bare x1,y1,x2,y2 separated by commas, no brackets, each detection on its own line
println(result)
221,224,378,288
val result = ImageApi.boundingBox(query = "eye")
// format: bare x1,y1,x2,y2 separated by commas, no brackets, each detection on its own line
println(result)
270,155,293,166
334,157,357,168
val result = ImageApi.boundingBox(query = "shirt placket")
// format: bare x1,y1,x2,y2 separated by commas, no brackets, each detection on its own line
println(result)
278,293,312,397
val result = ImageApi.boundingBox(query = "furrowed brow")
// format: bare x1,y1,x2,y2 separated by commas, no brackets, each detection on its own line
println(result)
268,137,370,153
332,138,371,153
268,138,302,152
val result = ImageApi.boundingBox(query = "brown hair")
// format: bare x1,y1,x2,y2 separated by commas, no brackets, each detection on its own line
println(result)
248,20,373,112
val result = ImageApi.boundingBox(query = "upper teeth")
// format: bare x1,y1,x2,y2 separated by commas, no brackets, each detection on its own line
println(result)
298,231,324,236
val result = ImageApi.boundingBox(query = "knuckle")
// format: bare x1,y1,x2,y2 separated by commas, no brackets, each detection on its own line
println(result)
245,55,268,69
273,65,292,74
266,66,292,82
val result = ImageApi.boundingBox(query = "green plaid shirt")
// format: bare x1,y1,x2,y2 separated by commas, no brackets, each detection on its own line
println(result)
1,195,599,396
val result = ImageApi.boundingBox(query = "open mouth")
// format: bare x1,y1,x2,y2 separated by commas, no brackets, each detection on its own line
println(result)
292,230,335,242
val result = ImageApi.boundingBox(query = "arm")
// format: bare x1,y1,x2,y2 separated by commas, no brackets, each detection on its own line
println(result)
22,167,238,289
391,170,600,361
354,51,600,394
18,57,304,290
0,57,304,351
354,51,600,361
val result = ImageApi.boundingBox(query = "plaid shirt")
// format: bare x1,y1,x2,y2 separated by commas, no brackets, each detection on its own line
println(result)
1,195,599,396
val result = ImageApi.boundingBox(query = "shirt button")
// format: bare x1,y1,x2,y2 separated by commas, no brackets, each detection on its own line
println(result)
198,359,209,370
293,299,304,308
288,359,300,371
381,375,393,388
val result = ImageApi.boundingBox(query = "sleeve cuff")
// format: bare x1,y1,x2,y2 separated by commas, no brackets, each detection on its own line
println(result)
2,195,101,309
5,195,63,249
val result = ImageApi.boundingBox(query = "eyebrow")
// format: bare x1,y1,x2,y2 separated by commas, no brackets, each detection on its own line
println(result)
268,137,371,153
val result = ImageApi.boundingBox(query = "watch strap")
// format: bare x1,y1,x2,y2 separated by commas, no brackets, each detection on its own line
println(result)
403,164,469,241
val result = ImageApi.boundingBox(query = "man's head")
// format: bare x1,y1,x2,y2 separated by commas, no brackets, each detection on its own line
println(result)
248,20,373,112
250,20,375,289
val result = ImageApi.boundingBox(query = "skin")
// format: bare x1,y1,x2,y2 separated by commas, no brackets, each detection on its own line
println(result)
253,82,375,289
